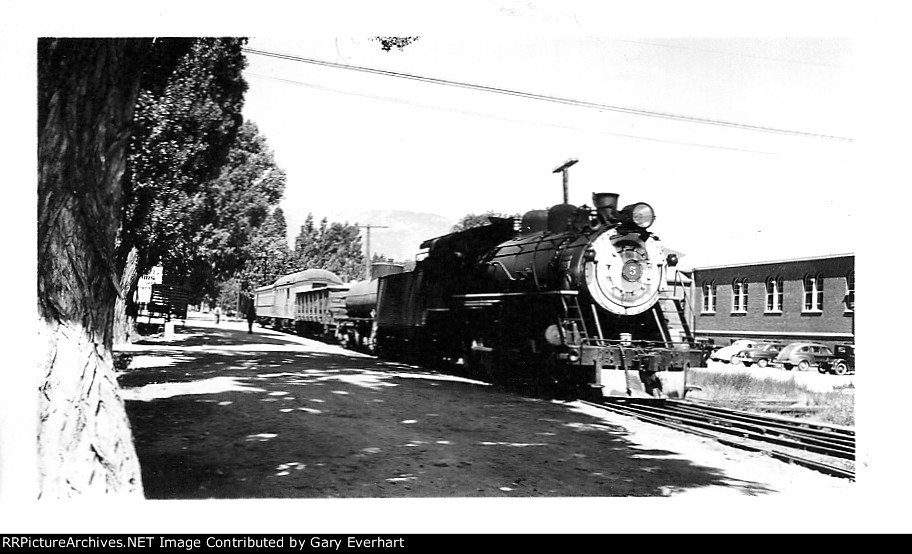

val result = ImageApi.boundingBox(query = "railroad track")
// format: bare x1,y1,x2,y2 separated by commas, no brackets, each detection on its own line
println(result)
582,397,855,481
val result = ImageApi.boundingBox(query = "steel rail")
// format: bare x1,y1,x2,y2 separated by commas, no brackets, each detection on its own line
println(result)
645,402,855,456
606,397,855,445
581,400,855,480
662,402,856,452
604,398,855,454
599,400,854,460
666,399,855,437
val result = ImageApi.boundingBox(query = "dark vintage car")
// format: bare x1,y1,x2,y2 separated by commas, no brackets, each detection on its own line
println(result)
772,342,834,371
818,344,855,375
733,343,780,368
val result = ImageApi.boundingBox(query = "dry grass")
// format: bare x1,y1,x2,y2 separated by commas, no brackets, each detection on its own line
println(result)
687,369,855,427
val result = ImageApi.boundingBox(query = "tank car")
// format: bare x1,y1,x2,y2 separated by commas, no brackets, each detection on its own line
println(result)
374,192,704,398
336,262,404,351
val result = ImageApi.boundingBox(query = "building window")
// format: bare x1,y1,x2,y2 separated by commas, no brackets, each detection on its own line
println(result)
765,275,784,313
731,278,748,313
803,273,824,312
702,281,716,313
846,270,855,312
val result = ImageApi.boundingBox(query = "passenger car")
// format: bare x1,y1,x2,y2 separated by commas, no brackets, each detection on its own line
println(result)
772,342,834,371
710,339,764,364
733,343,780,367
818,344,855,375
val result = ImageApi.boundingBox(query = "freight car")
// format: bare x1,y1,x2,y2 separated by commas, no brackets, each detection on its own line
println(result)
373,192,705,398
295,282,350,339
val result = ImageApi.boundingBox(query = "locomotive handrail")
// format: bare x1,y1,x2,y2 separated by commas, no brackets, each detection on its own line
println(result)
669,269,691,303
667,268,695,343
487,260,517,281
453,290,579,299
585,337,696,348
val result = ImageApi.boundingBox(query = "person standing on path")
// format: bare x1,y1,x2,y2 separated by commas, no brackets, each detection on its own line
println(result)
246,298,257,334
214,305,221,325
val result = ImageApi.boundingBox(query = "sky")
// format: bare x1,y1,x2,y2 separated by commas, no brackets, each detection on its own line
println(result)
239,33,855,268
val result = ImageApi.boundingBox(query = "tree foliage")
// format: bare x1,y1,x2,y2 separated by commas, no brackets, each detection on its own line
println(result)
371,36,420,51
183,121,287,301
216,277,242,313
239,205,293,291
452,211,518,232
118,38,250,305
292,215,366,282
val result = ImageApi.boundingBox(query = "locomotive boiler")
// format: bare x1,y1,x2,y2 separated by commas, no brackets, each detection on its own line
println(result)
375,192,702,398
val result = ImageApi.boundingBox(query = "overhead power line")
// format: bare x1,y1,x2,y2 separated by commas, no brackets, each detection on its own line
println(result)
246,72,776,155
243,47,852,142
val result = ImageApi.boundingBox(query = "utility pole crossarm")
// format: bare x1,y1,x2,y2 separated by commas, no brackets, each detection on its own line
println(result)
552,158,579,204
358,223,390,280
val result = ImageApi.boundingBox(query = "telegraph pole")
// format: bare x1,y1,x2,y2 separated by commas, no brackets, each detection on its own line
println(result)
358,224,389,279
552,158,579,204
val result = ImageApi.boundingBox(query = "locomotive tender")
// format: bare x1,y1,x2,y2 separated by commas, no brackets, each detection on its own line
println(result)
254,192,702,398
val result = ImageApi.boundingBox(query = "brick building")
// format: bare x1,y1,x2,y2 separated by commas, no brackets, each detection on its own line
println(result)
687,254,854,348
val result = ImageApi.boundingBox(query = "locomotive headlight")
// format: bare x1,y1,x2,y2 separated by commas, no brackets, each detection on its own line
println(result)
620,203,655,229
545,324,563,346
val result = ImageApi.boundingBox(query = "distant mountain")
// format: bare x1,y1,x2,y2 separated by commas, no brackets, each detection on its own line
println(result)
284,208,456,262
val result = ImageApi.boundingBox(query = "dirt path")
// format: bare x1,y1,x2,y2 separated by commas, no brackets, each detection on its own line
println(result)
109,315,858,530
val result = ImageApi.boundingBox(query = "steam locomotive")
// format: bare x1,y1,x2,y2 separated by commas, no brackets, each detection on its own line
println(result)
255,191,703,398
373,192,702,397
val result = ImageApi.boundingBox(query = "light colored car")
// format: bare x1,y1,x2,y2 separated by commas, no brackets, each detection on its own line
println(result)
733,343,781,368
772,342,834,371
710,339,764,364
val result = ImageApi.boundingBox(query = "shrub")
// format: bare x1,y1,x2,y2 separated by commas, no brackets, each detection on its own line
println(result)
687,369,854,427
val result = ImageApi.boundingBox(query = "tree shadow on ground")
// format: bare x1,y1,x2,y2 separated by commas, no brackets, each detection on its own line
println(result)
119,323,781,499
133,324,294,347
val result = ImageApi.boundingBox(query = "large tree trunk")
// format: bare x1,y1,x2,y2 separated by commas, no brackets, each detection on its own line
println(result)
37,39,151,497
113,247,140,345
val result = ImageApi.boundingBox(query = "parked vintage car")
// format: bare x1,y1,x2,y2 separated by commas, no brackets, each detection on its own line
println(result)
818,344,855,375
733,343,781,368
772,342,834,371
710,339,765,364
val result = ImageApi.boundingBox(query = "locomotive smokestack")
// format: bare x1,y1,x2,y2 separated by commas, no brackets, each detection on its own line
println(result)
592,192,619,224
